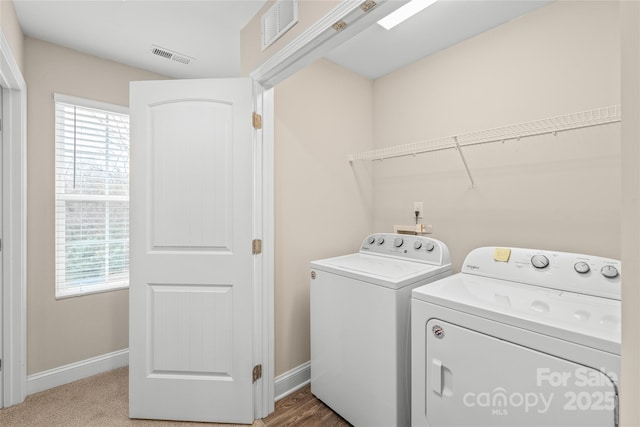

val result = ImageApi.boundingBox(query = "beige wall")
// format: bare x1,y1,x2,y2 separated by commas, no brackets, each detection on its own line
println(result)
274,58,373,375
371,1,620,272
24,37,167,374
0,0,24,72
241,0,339,75
251,0,640,415
620,1,640,424
16,0,631,408
251,0,622,377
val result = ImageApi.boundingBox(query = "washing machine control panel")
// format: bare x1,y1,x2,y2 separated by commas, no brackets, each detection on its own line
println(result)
461,247,621,300
360,233,451,265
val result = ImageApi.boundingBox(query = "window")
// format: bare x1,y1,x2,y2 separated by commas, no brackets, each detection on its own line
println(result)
55,94,130,298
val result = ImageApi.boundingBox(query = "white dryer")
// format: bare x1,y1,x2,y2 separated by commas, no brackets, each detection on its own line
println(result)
311,233,452,427
411,247,621,427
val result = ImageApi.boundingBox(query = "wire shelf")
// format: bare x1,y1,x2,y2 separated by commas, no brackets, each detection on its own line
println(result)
347,105,621,163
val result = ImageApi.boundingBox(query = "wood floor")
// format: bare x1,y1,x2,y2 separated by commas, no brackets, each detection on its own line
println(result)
263,385,351,427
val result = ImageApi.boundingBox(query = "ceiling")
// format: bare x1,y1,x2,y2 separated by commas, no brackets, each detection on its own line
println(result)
13,0,268,79
325,0,553,80
12,0,553,81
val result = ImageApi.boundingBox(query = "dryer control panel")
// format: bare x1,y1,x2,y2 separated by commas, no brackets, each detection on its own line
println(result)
461,247,621,300
359,233,451,266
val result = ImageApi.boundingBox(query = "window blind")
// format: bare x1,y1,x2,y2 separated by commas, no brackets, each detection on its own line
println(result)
54,94,130,298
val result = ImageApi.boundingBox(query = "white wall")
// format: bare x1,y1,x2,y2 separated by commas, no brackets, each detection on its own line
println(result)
370,1,620,272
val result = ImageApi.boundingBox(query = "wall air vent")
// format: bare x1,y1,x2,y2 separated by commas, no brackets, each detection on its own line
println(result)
150,45,195,65
261,0,299,51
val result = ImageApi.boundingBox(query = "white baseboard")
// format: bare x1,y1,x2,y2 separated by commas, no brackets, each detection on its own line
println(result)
26,349,129,396
274,361,311,401
27,351,307,402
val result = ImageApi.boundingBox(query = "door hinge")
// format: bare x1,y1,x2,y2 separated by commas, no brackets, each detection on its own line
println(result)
360,0,377,12
252,364,262,383
252,239,262,255
252,112,262,130
332,20,348,32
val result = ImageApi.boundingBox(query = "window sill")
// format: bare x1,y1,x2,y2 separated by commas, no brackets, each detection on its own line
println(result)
55,282,129,300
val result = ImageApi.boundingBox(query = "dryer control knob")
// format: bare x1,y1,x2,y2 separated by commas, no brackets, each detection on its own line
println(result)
367,236,376,245
376,237,385,245
414,241,423,250
531,255,549,269
394,237,404,247
601,265,619,279
425,241,435,252
574,262,590,274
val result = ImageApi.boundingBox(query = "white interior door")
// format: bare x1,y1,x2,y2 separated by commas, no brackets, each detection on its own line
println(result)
129,78,255,423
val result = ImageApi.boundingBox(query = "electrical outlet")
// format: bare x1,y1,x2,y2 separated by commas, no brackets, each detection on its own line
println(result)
414,202,424,219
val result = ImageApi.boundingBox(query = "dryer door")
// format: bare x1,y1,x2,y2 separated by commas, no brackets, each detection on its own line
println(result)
425,319,617,427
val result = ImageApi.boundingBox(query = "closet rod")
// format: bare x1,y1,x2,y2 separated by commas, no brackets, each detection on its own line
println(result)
347,105,621,163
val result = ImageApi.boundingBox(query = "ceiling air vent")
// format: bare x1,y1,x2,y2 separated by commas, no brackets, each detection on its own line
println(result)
151,45,194,65
261,0,298,50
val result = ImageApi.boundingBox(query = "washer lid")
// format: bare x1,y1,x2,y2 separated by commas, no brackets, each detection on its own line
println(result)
412,273,621,354
311,253,451,289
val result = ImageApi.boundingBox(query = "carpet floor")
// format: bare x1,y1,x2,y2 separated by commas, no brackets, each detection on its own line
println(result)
0,367,267,427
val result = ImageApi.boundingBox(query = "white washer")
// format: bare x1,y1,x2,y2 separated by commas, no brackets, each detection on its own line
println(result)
311,233,452,427
411,247,621,427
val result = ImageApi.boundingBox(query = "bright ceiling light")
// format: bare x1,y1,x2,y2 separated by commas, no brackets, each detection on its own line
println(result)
378,0,438,30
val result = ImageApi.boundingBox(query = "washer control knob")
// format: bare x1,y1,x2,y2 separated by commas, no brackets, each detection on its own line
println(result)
414,241,423,250
367,236,376,245
393,237,404,248
601,265,619,279
424,241,435,252
574,262,590,274
531,255,549,269
376,237,385,245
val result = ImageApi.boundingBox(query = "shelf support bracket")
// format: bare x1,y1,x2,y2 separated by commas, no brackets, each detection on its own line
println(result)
454,137,475,189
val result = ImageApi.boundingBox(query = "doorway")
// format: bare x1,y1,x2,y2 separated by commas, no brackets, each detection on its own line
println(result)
0,29,28,408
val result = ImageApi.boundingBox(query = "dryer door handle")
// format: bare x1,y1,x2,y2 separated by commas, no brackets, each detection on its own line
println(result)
432,358,443,396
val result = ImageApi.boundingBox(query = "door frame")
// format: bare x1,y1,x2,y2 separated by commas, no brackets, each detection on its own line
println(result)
250,0,405,418
250,0,405,89
253,85,275,418
0,28,27,408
